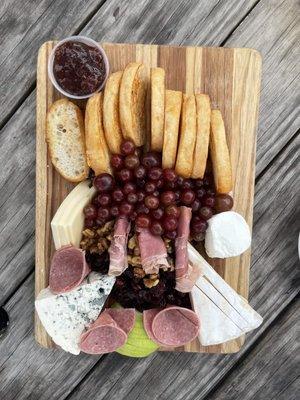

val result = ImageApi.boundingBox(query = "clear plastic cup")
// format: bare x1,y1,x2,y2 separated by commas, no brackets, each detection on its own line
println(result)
48,36,110,100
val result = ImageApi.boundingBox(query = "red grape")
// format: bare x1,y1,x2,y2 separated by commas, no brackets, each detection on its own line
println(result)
127,192,138,204
119,202,134,216
194,178,204,188
153,190,160,197
136,178,146,188
199,206,213,220
191,199,201,212
182,179,194,189
156,178,164,189
124,154,140,169
150,221,164,236
137,190,146,202
84,204,97,219
163,168,177,182
151,207,164,220
148,166,163,180
165,204,180,218
163,216,178,231
191,217,208,233
165,230,177,240
136,214,151,228
196,188,206,199
181,189,195,205
130,211,138,221
134,165,146,179
123,182,136,195
118,168,133,182
93,173,115,192
97,207,110,220
214,194,234,212
110,205,119,217
141,152,160,169
145,195,159,209
206,188,216,196
121,140,135,155
136,203,150,215
98,194,111,207
84,218,94,228
112,188,124,202
160,191,176,206
203,195,215,207
145,181,156,194
111,154,124,170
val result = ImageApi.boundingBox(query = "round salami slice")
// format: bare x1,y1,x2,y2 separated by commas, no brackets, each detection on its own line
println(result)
152,306,200,347
105,308,136,334
80,312,127,354
49,245,90,294
143,309,162,344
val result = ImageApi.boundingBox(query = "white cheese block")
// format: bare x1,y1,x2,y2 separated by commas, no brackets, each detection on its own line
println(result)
51,180,96,249
35,273,115,355
205,211,251,258
188,243,263,346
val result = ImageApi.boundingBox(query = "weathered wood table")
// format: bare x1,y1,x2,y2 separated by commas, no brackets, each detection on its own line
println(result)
0,1,299,399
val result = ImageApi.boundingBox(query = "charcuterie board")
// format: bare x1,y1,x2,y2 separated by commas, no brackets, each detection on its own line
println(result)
35,41,261,353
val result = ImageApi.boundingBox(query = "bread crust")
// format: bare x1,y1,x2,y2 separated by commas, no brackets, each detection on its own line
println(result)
210,109,232,193
46,99,88,182
162,90,182,169
103,71,123,154
85,93,112,175
150,67,165,151
119,62,147,146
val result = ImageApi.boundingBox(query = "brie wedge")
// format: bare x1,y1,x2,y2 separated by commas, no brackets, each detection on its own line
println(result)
35,273,115,355
188,244,263,346
51,180,96,249
205,211,251,258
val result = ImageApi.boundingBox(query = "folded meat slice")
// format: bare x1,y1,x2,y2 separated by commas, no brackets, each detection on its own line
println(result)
138,228,170,274
175,206,200,292
108,217,130,276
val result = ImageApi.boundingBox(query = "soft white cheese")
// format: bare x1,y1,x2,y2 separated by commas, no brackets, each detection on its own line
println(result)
35,273,115,355
205,211,251,258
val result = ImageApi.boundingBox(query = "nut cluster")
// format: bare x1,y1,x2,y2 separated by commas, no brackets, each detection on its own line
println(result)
80,220,114,254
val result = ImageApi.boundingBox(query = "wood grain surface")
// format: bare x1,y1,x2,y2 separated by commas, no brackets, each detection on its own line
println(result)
35,41,261,353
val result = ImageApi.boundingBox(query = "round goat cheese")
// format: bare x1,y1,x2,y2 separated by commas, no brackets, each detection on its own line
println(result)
205,211,251,258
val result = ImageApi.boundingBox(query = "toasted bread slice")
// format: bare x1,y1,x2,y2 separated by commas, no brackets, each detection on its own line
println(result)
46,99,88,182
119,62,147,146
210,110,232,193
175,94,197,178
85,93,112,175
151,67,165,151
162,90,183,169
103,71,123,154
191,94,211,179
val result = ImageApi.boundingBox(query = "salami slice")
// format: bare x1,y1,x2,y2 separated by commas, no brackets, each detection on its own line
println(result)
143,309,163,344
49,245,90,294
146,306,200,347
105,308,136,334
80,312,127,354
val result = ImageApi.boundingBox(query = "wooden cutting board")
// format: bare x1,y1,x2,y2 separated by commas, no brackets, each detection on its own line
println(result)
35,41,261,354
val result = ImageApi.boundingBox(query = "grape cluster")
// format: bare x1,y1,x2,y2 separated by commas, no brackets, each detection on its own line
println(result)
83,139,234,239
111,267,191,312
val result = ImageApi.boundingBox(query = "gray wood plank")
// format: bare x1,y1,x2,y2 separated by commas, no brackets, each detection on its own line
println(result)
0,0,105,127
62,135,300,400
0,132,297,400
208,297,300,400
225,0,300,176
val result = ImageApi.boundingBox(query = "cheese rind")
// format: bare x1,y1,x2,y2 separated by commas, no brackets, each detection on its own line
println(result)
205,211,251,258
35,273,115,355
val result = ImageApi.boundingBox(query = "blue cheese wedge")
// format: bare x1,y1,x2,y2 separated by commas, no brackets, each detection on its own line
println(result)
35,273,115,355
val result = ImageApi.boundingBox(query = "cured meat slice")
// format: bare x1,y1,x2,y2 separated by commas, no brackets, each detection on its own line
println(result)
143,308,162,344
105,308,136,334
138,228,170,274
108,217,130,276
175,207,200,292
152,306,200,347
80,311,127,354
49,245,90,294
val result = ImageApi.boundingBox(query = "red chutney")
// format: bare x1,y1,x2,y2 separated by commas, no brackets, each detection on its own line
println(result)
53,41,106,96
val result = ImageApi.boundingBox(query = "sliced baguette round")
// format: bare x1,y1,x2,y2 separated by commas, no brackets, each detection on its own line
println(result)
162,90,183,169
85,93,112,175
46,99,88,182
175,94,197,178
119,62,147,147
150,67,165,151
210,109,233,193
103,71,123,154
191,94,211,179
